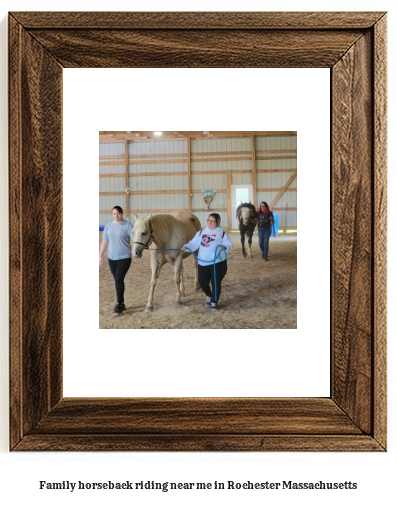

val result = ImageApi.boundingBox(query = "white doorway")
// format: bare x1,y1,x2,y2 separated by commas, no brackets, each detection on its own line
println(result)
231,184,254,229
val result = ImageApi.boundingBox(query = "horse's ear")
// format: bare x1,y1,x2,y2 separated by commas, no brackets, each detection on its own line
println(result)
132,213,139,222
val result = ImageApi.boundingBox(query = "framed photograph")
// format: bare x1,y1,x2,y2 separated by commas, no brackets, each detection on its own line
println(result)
9,11,387,451
96,129,299,330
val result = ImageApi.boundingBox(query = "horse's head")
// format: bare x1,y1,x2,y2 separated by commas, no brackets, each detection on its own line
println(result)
132,214,153,258
240,207,252,226
237,203,254,226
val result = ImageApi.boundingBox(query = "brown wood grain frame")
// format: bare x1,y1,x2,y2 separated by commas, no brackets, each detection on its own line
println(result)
9,11,387,452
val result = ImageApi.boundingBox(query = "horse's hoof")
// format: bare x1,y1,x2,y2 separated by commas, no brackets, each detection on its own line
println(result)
242,253,247,258
145,306,153,313
174,300,182,306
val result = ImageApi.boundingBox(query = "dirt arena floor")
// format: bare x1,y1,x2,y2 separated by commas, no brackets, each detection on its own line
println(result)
99,232,297,329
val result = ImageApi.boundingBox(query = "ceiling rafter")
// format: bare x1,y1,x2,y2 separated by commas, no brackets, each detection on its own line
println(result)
99,131,297,143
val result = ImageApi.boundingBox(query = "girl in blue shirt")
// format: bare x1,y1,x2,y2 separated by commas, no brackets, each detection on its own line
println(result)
99,206,134,313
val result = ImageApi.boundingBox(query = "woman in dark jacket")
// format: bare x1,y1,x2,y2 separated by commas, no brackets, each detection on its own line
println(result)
257,201,274,261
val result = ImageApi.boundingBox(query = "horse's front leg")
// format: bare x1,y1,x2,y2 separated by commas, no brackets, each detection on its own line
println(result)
247,232,253,258
173,254,184,305
145,251,164,312
240,230,247,258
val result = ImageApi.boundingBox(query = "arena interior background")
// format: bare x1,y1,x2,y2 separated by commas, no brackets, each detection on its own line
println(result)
99,131,297,232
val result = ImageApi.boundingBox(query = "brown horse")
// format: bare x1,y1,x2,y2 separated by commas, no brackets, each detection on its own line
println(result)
236,202,258,258
132,212,201,312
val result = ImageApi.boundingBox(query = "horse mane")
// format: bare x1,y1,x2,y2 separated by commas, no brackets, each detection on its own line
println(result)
236,202,258,219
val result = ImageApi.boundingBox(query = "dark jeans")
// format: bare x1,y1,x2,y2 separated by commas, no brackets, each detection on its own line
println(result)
108,257,132,304
258,227,271,259
198,261,228,303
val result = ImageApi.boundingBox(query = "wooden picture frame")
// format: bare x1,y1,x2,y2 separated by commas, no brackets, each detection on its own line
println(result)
9,12,387,452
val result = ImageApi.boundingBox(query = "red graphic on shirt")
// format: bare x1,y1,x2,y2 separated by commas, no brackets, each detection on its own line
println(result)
201,234,216,247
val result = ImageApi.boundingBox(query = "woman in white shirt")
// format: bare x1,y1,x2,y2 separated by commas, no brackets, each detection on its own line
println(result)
182,213,233,311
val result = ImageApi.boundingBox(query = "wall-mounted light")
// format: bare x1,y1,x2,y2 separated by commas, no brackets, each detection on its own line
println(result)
154,131,162,136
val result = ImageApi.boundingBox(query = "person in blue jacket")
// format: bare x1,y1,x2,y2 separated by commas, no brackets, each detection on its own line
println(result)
182,213,233,311
99,206,134,313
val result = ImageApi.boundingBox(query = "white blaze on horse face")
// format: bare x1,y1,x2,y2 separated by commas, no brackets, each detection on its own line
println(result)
241,207,251,226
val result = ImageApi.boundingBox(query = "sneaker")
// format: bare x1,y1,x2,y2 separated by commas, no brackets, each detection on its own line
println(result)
210,302,217,311
206,296,212,307
113,302,125,313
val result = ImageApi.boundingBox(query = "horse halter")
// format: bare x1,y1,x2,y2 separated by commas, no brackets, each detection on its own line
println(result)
134,219,154,249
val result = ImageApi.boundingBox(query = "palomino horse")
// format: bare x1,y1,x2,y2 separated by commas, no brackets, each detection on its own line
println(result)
132,212,201,312
236,202,258,258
